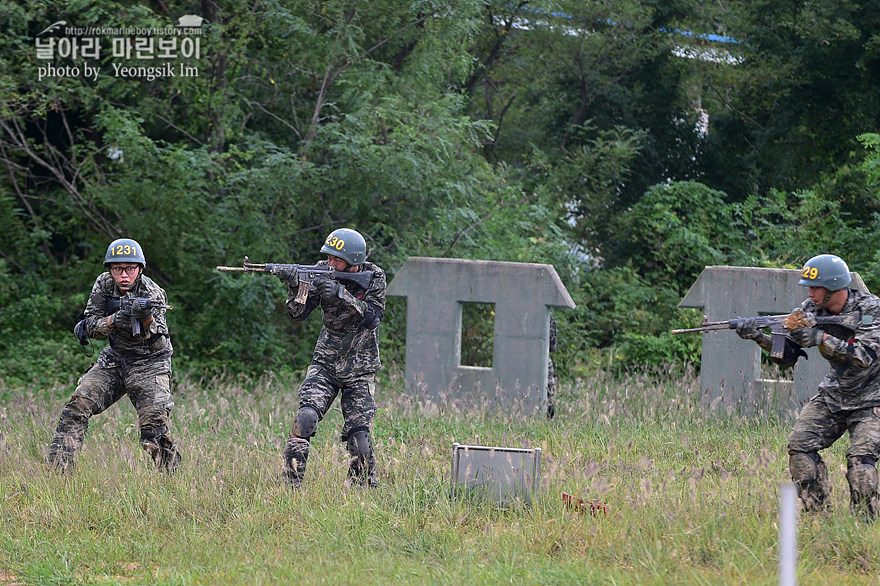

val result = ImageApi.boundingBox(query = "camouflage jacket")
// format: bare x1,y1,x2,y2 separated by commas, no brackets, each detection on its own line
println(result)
287,260,386,379
800,288,880,410
82,272,173,357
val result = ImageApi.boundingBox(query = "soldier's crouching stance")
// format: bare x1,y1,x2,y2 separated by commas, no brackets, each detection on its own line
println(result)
737,254,880,519
281,228,386,488
48,238,181,473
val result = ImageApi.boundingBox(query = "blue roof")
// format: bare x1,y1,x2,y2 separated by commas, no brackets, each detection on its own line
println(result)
518,7,739,45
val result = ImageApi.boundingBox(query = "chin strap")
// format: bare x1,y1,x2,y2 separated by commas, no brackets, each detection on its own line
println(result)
814,289,835,310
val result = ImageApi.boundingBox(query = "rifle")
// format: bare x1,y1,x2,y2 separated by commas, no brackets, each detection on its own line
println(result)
105,293,174,336
671,309,873,362
215,256,374,304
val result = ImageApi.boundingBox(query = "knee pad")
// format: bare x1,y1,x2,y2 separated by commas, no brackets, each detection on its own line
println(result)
790,451,831,511
848,455,878,468
346,428,377,487
347,429,372,460
789,452,822,482
847,457,879,497
292,405,320,439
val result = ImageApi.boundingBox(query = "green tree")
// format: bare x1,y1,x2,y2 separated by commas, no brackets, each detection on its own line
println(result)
0,0,570,377
698,0,880,199
611,180,748,292
463,0,714,244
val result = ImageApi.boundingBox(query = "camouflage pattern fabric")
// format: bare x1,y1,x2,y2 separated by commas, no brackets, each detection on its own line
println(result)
297,365,378,441
282,437,310,488
787,287,880,516
284,260,385,486
788,397,880,516
547,357,557,419
799,288,880,411
547,314,557,418
48,273,180,472
287,260,386,378
83,272,172,354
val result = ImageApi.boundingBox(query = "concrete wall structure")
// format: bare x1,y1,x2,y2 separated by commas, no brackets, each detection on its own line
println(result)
679,266,868,414
387,257,575,414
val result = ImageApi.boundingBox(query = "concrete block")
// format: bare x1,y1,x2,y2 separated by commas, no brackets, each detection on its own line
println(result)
388,257,575,414
679,266,868,414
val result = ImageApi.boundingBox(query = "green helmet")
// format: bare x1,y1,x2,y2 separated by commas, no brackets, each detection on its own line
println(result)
104,238,146,268
320,228,367,266
798,254,851,291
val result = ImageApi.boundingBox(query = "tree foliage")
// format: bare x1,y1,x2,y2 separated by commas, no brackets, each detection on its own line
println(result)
2,0,880,383
697,0,880,199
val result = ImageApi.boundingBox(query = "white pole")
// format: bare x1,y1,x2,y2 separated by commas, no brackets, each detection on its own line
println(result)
779,482,798,586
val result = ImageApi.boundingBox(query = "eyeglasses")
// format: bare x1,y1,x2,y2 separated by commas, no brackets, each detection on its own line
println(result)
110,266,140,276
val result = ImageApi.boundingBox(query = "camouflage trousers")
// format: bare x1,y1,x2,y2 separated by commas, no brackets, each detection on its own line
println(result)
283,364,377,487
48,348,180,473
788,394,880,519
546,357,557,419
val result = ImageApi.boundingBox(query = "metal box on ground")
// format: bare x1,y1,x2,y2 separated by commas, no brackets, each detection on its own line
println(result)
450,442,542,505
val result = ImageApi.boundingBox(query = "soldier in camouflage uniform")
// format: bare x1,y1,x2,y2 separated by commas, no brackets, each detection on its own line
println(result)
48,238,180,473
736,254,880,519
547,314,557,419
281,228,386,488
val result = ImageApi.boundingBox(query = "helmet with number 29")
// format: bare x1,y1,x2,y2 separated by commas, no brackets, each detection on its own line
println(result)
798,254,851,291
104,238,146,268
320,228,366,267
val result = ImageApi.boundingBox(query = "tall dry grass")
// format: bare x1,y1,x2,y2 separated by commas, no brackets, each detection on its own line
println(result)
1,367,878,584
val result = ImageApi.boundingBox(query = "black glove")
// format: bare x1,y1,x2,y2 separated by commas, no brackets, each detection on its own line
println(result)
110,309,131,331
276,267,299,286
790,327,825,348
130,299,152,320
735,317,763,341
73,319,89,345
318,280,341,300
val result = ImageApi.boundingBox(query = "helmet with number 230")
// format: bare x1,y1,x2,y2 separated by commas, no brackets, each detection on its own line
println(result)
320,228,366,267
104,238,146,269
798,254,851,291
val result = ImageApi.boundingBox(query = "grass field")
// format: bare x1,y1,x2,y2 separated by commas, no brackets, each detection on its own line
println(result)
1,367,879,585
